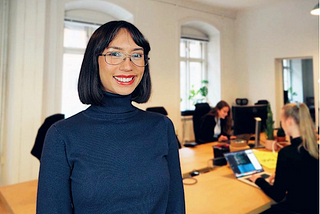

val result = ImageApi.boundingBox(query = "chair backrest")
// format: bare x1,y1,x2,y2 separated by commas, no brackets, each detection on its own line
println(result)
254,100,269,105
31,114,65,161
193,103,211,143
146,106,168,115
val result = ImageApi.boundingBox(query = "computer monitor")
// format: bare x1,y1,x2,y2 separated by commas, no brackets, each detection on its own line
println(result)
232,104,268,136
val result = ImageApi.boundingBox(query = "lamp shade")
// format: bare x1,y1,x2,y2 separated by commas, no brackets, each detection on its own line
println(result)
311,3,319,15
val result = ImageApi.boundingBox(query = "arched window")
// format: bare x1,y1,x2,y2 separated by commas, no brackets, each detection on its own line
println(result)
180,21,220,111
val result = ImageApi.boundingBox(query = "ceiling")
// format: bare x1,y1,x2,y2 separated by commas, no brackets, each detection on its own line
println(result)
186,0,283,11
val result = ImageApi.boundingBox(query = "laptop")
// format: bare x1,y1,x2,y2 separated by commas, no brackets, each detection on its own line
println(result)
223,149,272,188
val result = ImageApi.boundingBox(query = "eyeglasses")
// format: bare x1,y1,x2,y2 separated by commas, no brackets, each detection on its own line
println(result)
99,51,150,67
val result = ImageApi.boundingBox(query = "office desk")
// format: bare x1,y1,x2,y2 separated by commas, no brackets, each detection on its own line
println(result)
0,179,37,214
180,142,274,214
0,142,274,214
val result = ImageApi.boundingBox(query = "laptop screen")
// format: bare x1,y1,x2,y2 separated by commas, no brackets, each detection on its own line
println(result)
224,149,264,178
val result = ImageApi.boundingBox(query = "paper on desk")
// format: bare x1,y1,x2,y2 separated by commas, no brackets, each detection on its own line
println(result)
253,150,278,169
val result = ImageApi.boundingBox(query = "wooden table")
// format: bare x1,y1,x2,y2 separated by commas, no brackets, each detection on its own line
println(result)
0,180,37,214
0,142,275,214
180,142,274,214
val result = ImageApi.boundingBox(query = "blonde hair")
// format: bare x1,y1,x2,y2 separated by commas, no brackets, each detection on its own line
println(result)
282,103,319,159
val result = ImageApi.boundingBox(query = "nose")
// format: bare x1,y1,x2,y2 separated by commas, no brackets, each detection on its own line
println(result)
119,56,133,71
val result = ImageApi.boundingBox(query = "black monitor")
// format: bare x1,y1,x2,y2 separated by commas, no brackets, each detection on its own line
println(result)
232,104,268,136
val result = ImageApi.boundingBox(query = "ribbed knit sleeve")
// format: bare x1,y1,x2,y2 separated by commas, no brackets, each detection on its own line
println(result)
37,125,73,213
165,118,185,214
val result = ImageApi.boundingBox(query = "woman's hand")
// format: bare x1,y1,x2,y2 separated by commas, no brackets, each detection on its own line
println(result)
218,135,228,142
249,174,261,183
268,173,275,184
230,136,237,140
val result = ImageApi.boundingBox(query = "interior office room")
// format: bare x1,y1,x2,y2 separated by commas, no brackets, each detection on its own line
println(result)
0,0,319,213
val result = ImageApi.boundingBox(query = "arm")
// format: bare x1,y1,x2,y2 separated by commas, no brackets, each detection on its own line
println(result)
165,119,186,214
198,115,218,143
37,125,73,213
255,149,289,202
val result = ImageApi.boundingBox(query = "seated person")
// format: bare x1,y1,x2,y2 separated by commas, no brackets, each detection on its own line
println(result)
250,103,319,214
198,100,235,143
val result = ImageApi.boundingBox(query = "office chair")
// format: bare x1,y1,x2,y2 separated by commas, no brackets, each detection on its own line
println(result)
31,113,65,161
193,103,211,143
146,107,168,115
254,100,269,105
146,106,181,148
184,102,211,147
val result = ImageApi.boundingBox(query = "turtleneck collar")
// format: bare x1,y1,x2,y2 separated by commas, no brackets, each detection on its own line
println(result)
290,136,302,146
83,91,138,120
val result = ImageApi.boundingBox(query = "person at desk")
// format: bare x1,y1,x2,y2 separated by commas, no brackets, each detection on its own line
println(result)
198,100,235,144
37,20,185,214
250,103,319,214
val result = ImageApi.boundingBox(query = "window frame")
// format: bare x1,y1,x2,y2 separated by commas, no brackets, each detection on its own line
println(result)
180,38,208,111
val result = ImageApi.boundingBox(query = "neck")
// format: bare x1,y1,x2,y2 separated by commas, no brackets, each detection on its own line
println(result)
290,126,301,139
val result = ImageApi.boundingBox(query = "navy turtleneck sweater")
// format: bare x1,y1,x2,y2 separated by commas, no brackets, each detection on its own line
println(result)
255,137,319,214
37,92,185,214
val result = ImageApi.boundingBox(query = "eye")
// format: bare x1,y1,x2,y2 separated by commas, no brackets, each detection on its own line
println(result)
107,52,122,57
131,53,143,59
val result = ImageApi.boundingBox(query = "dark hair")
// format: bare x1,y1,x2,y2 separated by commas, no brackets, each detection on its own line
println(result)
208,100,232,134
78,20,152,105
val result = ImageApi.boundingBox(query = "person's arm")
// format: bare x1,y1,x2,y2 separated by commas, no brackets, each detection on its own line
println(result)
198,115,218,143
165,118,186,214
37,125,73,213
255,149,289,202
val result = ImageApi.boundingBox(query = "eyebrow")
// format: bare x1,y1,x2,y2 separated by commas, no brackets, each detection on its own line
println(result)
107,46,144,51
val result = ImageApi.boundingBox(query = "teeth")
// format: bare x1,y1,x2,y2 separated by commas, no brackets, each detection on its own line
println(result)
114,76,134,82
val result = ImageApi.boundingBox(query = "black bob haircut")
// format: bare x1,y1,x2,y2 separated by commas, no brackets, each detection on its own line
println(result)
78,20,152,105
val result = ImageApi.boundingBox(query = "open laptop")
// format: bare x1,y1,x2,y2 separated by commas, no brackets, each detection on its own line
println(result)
224,149,272,188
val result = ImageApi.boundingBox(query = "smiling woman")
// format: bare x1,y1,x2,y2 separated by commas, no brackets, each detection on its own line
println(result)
36,20,185,214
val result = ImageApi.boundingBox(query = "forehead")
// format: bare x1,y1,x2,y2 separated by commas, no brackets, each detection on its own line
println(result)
220,107,229,111
108,29,141,50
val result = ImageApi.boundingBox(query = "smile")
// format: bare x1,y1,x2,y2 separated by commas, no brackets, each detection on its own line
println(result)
113,75,135,85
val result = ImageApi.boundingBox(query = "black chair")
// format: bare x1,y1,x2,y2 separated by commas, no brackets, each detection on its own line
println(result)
31,114,65,161
193,103,211,144
146,107,168,115
184,102,211,147
146,107,181,148
254,100,269,105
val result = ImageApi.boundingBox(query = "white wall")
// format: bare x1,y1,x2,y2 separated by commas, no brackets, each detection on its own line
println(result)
235,0,319,127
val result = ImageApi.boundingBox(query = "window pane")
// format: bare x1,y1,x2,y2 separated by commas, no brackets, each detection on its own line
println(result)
180,61,187,111
61,53,88,118
189,41,201,59
189,62,202,109
180,40,186,57
64,22,88,49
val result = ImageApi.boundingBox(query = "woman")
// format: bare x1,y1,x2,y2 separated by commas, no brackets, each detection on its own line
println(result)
250,103,319,214
198,100,235,143
37,21,185,214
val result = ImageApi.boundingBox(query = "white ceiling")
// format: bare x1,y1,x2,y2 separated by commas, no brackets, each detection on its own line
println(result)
186,0,284,11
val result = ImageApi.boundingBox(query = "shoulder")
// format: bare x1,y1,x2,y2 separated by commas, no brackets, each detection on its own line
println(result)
48,111,86,135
